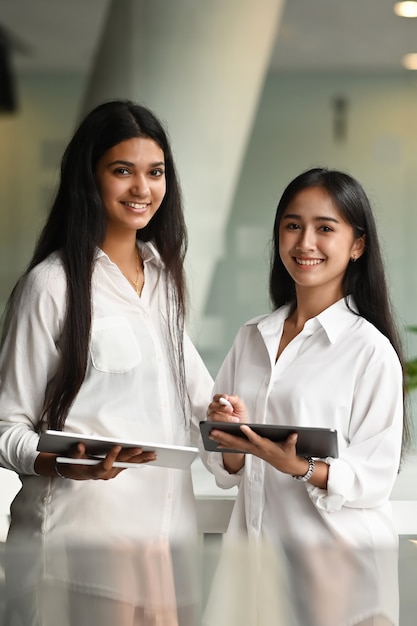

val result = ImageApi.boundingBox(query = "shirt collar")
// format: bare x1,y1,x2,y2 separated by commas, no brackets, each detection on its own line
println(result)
248,296,359,345
314,296,359,343
95,240,163,267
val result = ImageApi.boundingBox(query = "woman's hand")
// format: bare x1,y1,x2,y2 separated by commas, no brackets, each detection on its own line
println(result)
206,394,248,474
210,427,302,475
206,394,248,423
35,444,157,480
209,427,328,487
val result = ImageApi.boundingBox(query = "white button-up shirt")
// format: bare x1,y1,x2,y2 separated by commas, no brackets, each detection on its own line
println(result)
0,243,213,605
203,298,403,625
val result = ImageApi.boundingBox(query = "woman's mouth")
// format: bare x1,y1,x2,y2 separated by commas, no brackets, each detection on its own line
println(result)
123,201,149,210
294,257,324,266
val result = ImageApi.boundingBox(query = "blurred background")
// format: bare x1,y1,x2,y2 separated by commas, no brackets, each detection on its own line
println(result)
1,0,417,622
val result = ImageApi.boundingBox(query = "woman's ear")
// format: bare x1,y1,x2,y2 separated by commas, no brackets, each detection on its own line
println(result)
351,235,366,261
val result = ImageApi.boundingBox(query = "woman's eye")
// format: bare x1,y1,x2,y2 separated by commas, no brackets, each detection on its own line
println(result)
319,225,333,232
114,167,130,175
150,168,164,177
287,223,300,230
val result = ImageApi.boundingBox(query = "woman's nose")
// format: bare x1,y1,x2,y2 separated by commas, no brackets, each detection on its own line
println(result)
131,175,149,196
295,229,316,252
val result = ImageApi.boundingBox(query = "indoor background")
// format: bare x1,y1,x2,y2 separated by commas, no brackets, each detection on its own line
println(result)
0,0,417,623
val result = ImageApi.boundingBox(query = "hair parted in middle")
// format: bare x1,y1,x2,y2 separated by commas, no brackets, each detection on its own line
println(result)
4,99,189,430
271,168,378,323
269,167,410,454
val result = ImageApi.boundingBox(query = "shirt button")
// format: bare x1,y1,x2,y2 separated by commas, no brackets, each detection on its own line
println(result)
167,492,172,499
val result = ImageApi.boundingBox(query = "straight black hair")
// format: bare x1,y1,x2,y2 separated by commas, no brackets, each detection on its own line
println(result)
1,100,189,430
269,167,411,456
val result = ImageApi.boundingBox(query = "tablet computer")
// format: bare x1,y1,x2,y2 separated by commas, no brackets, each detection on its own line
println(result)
37,430,198,470
199,421,338,458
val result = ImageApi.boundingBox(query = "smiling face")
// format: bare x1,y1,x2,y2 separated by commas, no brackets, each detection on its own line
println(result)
96,136,166,240
278,186,365,304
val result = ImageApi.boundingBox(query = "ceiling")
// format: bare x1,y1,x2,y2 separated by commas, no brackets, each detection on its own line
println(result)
0,0,417,74
0,0,110,73
272,0,417,73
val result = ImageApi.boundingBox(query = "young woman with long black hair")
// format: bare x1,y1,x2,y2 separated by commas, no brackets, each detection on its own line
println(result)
0,99,213,626
203,168,410,626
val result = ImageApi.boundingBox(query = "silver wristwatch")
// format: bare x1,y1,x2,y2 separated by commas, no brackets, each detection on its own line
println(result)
292,456,315,482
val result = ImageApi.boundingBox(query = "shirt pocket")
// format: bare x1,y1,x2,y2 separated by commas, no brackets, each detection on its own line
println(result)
90,316,141,373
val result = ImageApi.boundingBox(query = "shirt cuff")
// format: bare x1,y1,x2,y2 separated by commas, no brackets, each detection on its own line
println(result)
306,457,355,512
205,452,244,489
0,428,40,475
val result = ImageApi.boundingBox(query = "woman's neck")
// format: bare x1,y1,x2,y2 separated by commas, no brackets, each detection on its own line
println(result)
101,233,144,295
291,286,344,329
101,234,138,268
277,290,342,361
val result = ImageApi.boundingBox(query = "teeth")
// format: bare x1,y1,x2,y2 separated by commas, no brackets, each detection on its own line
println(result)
296,258,323,266
124,202,148,209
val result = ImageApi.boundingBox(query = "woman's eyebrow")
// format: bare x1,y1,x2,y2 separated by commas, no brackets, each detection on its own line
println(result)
282,213,340,223
106,159,165,167
107,159,134,167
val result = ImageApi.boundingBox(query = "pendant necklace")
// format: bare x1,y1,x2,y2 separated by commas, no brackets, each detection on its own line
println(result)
132,248,141,295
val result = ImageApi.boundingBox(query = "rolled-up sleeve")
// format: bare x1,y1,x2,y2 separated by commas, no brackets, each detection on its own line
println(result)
307,345,403,512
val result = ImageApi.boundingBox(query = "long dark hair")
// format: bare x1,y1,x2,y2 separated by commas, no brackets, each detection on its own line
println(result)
269,167,411,454
1,100,188,430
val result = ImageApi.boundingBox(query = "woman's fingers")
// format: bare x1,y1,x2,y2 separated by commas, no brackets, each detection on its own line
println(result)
209,426,299,459
59,444,158,480
116,447,157,465
207,393,247,422
208,425,251,451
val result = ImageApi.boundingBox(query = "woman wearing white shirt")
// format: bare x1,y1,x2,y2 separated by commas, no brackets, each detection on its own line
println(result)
203,168,410,626
0,100,213,626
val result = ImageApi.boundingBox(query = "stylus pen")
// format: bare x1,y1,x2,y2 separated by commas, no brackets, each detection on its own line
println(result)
219,397,233,409
56,456,147,468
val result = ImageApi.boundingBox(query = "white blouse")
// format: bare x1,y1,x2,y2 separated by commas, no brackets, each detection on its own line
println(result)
0,243,213,606
203,298,403,626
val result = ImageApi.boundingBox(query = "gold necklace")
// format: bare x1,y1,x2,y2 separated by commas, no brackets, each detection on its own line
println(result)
132,248,141,295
